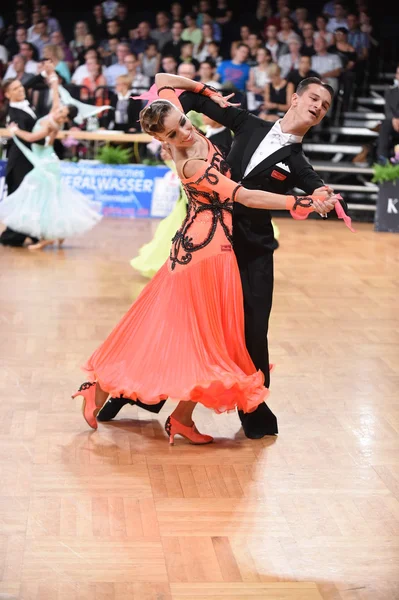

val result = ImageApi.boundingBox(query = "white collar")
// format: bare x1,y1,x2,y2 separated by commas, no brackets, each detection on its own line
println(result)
270,119,303,144
10,100,36,118
205,125,226,138
117,90,131,100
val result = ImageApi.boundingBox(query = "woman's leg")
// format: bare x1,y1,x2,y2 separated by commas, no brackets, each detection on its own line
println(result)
170,400,196,426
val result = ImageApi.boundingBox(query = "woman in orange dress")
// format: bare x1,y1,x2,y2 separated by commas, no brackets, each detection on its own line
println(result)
73,74,337,444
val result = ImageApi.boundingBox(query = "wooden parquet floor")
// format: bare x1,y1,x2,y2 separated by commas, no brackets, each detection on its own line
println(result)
0,218,398,600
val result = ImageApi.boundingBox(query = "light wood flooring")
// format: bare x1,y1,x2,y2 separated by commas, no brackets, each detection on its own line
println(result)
0,218,398,600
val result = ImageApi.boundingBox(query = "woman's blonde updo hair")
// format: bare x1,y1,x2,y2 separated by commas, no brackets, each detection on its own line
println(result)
139,99,175,135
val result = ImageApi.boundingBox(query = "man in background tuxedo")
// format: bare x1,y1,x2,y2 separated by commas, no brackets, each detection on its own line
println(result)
0,78,40,247
177,77,335,439
97,78,336,436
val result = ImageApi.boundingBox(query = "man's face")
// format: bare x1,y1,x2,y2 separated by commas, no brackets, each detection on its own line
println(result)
16,28,27,43
172,22,183,37
289,40,300,54
5,80,26,102
162,57,177,73
20,43,32,59
124,54,137,71
37,22,46,35
40,5,49,17
292,84,332,127
156,13,168,28
85,49,97,63
314,36,327,54
107,21,119,36
266,25,277,40
299,55,311,74
235,45,249,63
199,62,212,80
334,3,345,18
177,63,196,79
240,26,249,39
13,56,25,72
347,14,357,30
117,45,129,62
117,6,127,19
138,22,150,37
51,31,62,44
181,43,193,58
302,23,314,39
109,39,118,53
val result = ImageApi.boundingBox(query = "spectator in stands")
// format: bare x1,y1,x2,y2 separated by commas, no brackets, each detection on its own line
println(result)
19,42,38,74
72,49,103,84
81,57,108,102
312,35,342,93
293,7,308,32
277,17,301,45
75,34,98,67
322,1,335,17
198,59,221,89
103,20,123,47
346,13,369,61
115,3,132,39
152,12,173,52
196,0,212,27
254,0,273,31
162,20,184,60
101,37,119,67
89,4,107,41
265,24,288,62
140,43,160,81
377,66,399,163
202,13,222,43
6,27,28,59
286,54,319,90
217,43,250,92
177,61,197,80
105,42,130,88
201,41,220,66
214,0,233,25
261,63,290,121
102,0,118,20
32,20,50,58
326,2,348,33
195,22,215,62
123,53,150,92
314,15,334,47
239,25,251,45
247,34,262,67
14,9,29,30
130,22,155,56
329,27,356,110
4,54,33,85
106,74,141,131
300,22,316,57
69,22,89,61
246,47,272,112
50,31,74,69
170,2,184,22
278,38,301,78
27,11,43,45
182,13,202,48
161,54,178,74
40,4,60,36
179,41,199,72
42,44,71,84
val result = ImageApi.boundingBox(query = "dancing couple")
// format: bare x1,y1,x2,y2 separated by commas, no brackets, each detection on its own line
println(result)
0,63,103,250
73,74,352,445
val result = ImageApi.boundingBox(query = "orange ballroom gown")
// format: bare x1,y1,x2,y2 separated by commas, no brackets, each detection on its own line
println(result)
82,90,270,414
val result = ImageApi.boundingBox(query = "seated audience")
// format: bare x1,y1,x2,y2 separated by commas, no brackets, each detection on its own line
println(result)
105,42,130,88
261,63,290,121
312,35,342,93
286,54,320,90
377,66,399,163
300,22,316,57
278,39,301,78
217,43,250,92
162,20,184,60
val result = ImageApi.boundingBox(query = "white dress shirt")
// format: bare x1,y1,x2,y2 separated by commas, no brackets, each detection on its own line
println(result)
205,125,226,138
244,119,303,178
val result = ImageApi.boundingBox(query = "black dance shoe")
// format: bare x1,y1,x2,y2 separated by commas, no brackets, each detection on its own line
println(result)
97,396,166,421
238,402,278,438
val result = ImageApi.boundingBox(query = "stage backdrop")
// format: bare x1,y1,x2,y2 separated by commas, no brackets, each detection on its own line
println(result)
0,160,180,219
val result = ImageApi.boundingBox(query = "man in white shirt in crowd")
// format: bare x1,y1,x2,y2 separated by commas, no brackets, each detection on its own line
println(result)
326,2,348,33
161,55,178,75
32,20,50,58
265,24,288,63
4,54,33,85
4,43,38,78
198,59,222,89
177,61,197,80
105,42,130,89
40,4,60,35
278,39,301,78
124,52,150,93
312,36,342,93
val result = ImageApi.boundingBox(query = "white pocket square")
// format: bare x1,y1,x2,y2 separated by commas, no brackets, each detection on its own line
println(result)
275,161,291,172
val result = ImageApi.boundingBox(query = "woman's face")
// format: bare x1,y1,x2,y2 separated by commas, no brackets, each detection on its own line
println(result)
335,30,346,43
154,107,195,147
256,48,268,63
202,24,212,38
54,106,69,123
280,18,291,31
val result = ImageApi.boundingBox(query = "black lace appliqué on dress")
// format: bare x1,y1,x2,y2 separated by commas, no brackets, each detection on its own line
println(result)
170,149,240,271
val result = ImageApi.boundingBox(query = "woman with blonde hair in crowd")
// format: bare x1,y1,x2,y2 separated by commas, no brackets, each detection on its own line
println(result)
246,47,273,112
261,63,290,122
42,44,71,83
69,21,89,61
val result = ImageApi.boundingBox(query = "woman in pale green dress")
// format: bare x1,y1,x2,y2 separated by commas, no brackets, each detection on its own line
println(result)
0,71,102,250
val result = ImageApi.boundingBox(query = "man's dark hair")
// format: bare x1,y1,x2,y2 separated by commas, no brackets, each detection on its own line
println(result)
162,54,177,61
297,77,334,99
181,40,194,48
2,78,18,94
237,43,250,51
200,58,216,69
37,19,47,26
335,26,349,34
